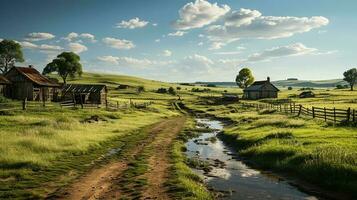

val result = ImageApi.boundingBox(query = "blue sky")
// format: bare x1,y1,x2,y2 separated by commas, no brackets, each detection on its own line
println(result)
1,0,356,82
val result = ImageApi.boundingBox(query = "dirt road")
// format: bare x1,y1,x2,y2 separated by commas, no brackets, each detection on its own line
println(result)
50,116,186,200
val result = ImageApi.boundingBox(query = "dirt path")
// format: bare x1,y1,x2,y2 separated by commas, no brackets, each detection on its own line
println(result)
50,116,186,200
141,117,186,200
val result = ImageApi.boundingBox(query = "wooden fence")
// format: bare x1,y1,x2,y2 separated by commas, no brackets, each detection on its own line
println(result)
241,102,357,124
0,98,154,112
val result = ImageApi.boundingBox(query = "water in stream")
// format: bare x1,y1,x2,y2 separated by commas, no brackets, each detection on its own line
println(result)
185,118,319,200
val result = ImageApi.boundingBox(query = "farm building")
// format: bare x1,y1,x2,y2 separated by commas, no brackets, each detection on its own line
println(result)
0,75,11,96
61,84,107,104
4,66,60,101
243,77,279,100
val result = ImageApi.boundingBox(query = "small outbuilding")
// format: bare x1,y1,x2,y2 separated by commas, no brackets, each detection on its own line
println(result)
299,91,315,98
243,77,279,100
61,84,107,104
0,75,11,96
4,66,60,101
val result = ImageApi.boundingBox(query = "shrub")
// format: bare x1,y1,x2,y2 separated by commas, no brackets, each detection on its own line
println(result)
156,88,167,93
168,87,176,95
137,86,145,93
288,86,293,90
176,86,181,90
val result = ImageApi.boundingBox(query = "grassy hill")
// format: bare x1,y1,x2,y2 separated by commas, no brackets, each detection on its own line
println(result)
196,79,347,88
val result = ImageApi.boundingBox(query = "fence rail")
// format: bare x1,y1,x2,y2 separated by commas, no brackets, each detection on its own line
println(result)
241,102,356,124
0,98,154,112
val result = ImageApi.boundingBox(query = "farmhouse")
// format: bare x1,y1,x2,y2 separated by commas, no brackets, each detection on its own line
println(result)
61,84,107,104
243,77,279,100
0,75,11,96
4,66,60,101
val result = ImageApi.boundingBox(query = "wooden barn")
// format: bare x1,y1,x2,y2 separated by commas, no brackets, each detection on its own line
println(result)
61,84,107,105
4,66,60,101
243,77,279,100
0,75,11,96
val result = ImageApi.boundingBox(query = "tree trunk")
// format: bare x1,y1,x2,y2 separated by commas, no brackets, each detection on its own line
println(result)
351,84,354,91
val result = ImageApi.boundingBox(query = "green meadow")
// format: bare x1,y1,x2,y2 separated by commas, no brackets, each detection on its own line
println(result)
1,72,357,199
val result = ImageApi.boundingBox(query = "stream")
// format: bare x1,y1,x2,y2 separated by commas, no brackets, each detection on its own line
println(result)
185,118,320,200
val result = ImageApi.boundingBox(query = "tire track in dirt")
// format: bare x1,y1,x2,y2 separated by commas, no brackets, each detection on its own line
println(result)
49,116,186,200
141,117,186,200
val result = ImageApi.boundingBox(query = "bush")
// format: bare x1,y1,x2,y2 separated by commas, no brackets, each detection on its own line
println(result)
288,86,293,90
156,88,167,93
176,87,181,90
0,95,9,103
336,84,348,89
168,87,176,95
137,86,145,93
206,84,216,87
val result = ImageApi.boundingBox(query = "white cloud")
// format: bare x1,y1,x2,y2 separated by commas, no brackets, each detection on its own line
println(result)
162,50,172,57
168,31,187,37
20,41,63,52
155,39,160,42
206,8,329,43
213,51,241,55
209,41,226,50
97,56,171,68
198,42,204,46
247,43,317,62
152,23,158,27
64,32,79,41
116,17,149,29
64,32,96,42
80,33,96,42
173,0,230,30
102,37,135,50
68,42,88,54
25,32,55,41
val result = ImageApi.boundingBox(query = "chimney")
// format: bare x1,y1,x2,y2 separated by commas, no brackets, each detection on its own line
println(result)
267,77,270,82
28,65,33,68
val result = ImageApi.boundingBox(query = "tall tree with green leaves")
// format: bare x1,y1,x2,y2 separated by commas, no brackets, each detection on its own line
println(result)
343,68,357,91
0,39,24,73
43,52,82,84
236,68,255,89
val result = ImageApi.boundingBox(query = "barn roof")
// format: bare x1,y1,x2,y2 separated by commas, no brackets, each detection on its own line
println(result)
0,75,11,84
9,67,59,87
243,80,279,92
62,84,107,93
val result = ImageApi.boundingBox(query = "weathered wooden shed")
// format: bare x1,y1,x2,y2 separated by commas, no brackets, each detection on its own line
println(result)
61,84,107,104
243,77,279,100
4,66,60,101
0,75,11,96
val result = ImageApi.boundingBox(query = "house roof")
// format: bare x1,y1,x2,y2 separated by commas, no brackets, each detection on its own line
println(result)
62,84,107,93
8,67,59,87
243,80,280,92
0,75,11,84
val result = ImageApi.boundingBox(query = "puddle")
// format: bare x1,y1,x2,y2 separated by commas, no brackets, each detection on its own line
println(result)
185,118,320,200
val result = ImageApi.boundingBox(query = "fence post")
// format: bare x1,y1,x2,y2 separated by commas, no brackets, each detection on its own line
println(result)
298,105,302,116
353,109,356,122
105,100,108,110
333,107,336,124
347,107,351,122
324,107,327,122
312,107,315,118
117,101,119,109
22,98,27,110
293,102,296,113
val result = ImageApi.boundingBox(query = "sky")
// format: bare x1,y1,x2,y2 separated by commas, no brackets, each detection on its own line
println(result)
1,0,356,82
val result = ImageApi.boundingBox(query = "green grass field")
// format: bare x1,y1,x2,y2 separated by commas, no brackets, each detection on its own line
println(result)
1,72,357,199
184,93,357,197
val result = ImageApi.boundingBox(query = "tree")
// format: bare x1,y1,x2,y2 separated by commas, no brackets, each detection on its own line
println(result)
168,87,176,95
43,52,82,84
235,68,254,89
343,68,357,91
137,86,145,93
0,39,24,73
